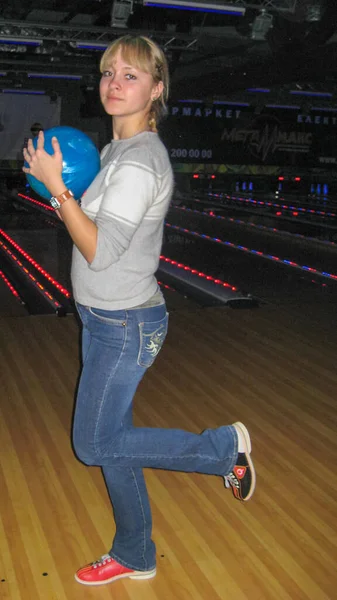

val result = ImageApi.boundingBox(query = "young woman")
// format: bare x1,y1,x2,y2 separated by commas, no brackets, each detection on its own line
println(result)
23,35,256,587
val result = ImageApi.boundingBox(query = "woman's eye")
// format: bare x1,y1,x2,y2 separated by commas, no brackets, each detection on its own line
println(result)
126,74,136,80
103,70,113,77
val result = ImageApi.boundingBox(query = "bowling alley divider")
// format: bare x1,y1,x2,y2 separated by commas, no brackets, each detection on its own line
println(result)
0,226,73,316
0,268,25,306
158,256,258,308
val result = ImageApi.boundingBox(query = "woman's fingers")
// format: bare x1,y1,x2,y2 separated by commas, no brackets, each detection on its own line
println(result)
51,136,62,156
51,137,64,171
27,138,35,154
25,134,61,161
23,147,30,162
36,129,45,150
22,133,63,181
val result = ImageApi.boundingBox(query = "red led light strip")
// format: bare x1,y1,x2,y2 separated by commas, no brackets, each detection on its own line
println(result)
165,223,337,283
160,255,237,291
157,280,176,292
18,193,54,212
0,239,62,309
172,205,336,248
0,228,71,298
0,269,25,303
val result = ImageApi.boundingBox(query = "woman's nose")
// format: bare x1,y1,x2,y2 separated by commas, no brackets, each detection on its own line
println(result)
108,74,121,89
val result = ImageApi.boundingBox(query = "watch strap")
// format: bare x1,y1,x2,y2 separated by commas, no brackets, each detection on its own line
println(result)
51,189,74,207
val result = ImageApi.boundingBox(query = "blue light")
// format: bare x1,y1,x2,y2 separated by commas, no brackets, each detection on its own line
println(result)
178,99,203,103
28,73,82,80
214,100,250,107
1,89,45,95
76,43,108,50
177,99,250,107
144,2,244,14
247,88,270,93
311,107,337,112
290,90,333,98
266,104,301,110
0,38,41,46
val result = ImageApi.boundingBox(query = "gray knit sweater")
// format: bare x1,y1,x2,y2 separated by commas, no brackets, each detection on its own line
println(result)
71,131,173,310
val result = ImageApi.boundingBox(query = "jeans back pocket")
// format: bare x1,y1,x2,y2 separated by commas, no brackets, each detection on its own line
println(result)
137,313,169,368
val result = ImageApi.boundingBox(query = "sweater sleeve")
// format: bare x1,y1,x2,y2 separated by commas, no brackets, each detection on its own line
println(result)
88,148,158,272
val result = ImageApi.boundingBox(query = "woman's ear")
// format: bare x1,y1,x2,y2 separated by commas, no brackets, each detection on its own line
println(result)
152,81,164,101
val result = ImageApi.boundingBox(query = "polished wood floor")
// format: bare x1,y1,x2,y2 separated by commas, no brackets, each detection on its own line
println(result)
0,292,336,600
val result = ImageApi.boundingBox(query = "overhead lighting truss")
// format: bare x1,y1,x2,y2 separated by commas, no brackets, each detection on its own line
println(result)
231,0,298,12
142,0,298,14
143,1,246,15
0,19,199,53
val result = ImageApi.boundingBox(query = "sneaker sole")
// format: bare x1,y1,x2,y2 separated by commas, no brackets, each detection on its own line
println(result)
233,421,252,454
75,568,156,585
225,421,256,501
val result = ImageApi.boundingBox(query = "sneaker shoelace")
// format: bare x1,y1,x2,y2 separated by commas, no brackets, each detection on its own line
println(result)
92,554,112,568
224,472,240,490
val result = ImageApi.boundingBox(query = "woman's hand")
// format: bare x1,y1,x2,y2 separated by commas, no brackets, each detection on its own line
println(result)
22,130,66,197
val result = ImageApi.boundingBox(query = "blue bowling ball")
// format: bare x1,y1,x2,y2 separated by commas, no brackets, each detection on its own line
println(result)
25,126,100,201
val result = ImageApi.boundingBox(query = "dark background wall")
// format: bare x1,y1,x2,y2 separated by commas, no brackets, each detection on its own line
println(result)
59,81,111,150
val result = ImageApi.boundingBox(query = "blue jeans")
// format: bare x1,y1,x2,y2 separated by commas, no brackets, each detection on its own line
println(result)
73,302,238,572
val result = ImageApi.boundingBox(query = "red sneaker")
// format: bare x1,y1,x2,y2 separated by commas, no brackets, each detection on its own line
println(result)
75,554,156,586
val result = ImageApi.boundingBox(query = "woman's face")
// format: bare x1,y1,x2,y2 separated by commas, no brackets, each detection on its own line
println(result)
100,47,163,120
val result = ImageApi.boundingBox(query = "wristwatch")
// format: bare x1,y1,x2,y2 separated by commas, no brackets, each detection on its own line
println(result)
50,189,74,209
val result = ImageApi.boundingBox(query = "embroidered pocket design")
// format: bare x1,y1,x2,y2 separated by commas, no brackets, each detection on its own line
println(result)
144,327,165,357
138,315,168,368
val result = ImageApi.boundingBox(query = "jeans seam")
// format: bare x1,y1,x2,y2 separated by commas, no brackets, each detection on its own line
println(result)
131,467,147,570
109,452,232,461
82,325,92,364
93,314,128,456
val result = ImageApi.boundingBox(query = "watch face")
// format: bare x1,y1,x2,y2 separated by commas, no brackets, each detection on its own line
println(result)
50,197,61,209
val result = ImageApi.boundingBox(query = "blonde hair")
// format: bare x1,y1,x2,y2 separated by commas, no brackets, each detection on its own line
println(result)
100,35,169,132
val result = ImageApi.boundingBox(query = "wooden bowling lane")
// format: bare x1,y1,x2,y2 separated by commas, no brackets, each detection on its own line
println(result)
0,296,336,599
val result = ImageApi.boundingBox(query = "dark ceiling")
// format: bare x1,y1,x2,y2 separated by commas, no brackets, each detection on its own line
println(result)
1,0,337,104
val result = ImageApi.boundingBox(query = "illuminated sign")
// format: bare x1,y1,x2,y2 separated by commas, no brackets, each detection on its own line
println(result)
297,114,337,126
169,105,242,119
221,125,312,162
161,105,335,166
